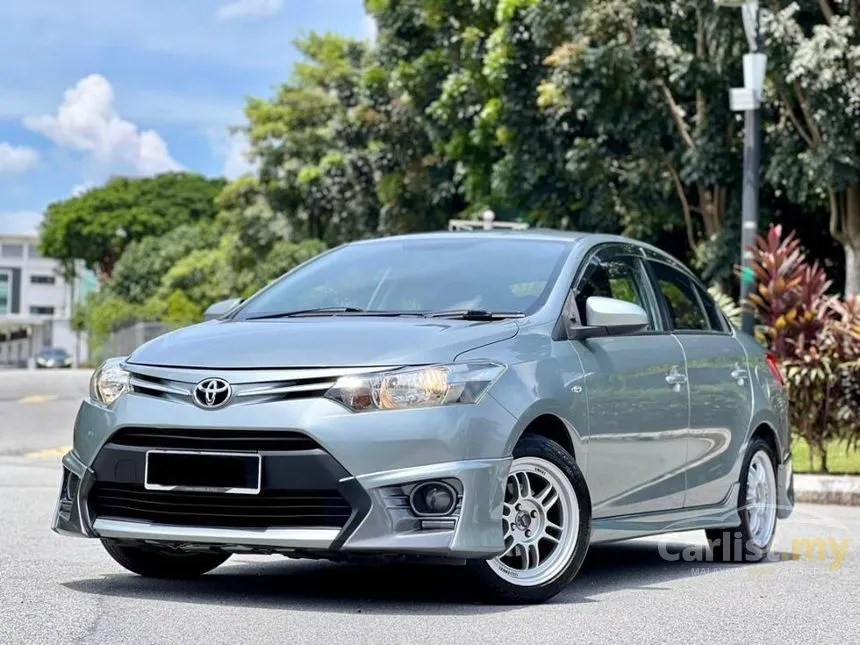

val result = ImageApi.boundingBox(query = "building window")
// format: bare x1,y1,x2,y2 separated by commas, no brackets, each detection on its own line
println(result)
28,245,42,259
29,306,55,316
0,244,24,259
30,275,56,285
0,270,9,315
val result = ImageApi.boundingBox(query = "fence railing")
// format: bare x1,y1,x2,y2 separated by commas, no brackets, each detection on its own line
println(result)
93,321,173,364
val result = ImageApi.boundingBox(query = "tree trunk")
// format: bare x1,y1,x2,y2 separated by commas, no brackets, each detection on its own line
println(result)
829,184,860,296
844,185,860,295
845,242,860,296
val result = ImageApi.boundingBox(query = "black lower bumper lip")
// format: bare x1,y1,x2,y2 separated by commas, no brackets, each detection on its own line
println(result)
60,438,371,544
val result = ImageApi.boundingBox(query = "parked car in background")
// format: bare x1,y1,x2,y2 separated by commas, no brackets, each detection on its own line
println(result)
36,347,72,369
53,231,793,604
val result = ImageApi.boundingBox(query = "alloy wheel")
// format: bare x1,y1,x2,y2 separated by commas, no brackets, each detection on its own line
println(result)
745,450,777,549
487,456,580,587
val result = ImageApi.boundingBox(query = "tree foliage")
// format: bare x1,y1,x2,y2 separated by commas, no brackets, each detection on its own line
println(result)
764,0,860,294
40,173,226,279
61,3,860,363
110,223,219,304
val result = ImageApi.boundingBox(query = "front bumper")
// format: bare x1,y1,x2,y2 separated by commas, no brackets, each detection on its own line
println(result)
53,385,516,559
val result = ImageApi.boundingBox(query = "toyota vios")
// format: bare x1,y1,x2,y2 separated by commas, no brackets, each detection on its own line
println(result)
53,232,794,604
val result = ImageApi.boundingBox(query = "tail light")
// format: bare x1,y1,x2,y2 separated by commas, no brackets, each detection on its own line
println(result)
765,353,785,387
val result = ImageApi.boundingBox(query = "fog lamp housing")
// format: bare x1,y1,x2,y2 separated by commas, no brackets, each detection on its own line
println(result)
409,481,458,517
59,469,79,517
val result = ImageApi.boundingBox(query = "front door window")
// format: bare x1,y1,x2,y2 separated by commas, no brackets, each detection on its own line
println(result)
574,253,657,328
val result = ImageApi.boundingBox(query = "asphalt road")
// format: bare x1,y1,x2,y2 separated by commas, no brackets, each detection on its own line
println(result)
1,370,858,644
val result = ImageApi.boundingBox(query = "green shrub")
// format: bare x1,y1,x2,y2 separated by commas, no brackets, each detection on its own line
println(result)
748,226,860,472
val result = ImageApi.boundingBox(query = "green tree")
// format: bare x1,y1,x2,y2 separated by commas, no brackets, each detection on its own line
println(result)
40,173,226,278
110,223,219,304
241,34,384,245
366,0,749,278
764,1,860,295
537,1,749,274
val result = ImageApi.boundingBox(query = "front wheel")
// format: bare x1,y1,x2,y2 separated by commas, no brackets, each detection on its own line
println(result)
705,437,778,562
467,434,592,604
101,540,230,578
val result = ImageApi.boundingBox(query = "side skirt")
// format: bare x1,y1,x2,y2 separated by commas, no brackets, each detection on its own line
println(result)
590,483,740,545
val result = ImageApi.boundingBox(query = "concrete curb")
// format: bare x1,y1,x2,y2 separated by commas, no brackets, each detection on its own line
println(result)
794,474,860,506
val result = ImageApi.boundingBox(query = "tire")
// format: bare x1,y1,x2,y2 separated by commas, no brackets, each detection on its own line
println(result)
705,437,778,563
467,434,592,604
101,540,230,578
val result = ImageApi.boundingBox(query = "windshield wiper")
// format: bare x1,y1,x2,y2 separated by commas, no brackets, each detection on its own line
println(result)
426,309,525,321
246,307,427,320
246,307,368,320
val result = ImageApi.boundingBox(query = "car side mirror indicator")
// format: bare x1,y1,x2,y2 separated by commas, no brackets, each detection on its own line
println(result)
567,296,649,341
203,298,243,321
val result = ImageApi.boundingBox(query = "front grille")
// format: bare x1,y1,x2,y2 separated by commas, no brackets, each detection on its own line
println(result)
108,428,321,452
90,483,351,529
127,370,337,405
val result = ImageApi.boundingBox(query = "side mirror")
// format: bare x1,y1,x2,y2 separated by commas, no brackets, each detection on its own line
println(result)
568,296,649,340
203,298,242,321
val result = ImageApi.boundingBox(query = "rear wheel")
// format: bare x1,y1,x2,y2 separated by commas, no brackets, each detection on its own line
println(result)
705,437,778,562
468,434,591,604
101,540,230,578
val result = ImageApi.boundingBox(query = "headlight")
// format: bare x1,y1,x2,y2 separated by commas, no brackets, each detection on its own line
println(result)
324,362,506,412
90,357,130,406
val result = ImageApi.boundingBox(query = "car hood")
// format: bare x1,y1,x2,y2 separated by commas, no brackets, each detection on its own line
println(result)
127,318,519,369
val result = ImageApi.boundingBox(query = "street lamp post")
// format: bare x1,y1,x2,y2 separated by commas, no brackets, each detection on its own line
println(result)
717,0,766,336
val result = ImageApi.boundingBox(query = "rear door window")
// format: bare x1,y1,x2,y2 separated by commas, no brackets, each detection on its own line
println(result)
648,261,711,332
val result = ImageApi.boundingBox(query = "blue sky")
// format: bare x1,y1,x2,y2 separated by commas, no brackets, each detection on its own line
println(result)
0,0,374,235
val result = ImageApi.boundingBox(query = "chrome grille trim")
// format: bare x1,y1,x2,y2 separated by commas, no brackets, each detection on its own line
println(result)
124,363,394,384
129,377,191,397
123,364,397,406
235,381,337,398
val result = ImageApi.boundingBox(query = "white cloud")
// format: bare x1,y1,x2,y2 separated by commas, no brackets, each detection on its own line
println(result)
72,182,95,197
210,130,256,179
0,211,41,235
216,0,284,22
0,143,39,176
23,74,181,175
3,86,244,128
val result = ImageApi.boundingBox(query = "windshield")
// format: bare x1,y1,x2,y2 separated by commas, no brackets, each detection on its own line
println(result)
38,348,68,359
235,237,571,319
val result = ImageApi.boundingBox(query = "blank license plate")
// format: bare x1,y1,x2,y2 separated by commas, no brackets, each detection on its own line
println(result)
144,450,262,494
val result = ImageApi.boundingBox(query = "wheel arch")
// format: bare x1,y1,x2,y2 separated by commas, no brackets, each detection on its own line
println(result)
508,412,582,466
749,422,781,468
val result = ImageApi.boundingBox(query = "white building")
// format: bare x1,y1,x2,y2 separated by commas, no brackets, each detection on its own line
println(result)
0,234,94,368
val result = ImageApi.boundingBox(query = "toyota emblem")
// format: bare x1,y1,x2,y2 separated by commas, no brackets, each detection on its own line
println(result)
193,378,233,409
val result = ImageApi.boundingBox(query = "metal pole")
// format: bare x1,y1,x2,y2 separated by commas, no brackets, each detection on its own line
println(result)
732,1,764,337
739,106,760,336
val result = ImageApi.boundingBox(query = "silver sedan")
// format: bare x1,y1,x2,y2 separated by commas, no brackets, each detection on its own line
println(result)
53,231,793,604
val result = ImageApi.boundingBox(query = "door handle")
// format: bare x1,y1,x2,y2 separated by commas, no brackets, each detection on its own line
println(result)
731,363,748,384
665,367,687,387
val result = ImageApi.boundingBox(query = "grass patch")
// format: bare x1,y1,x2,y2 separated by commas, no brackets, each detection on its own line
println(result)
791,437,860,475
